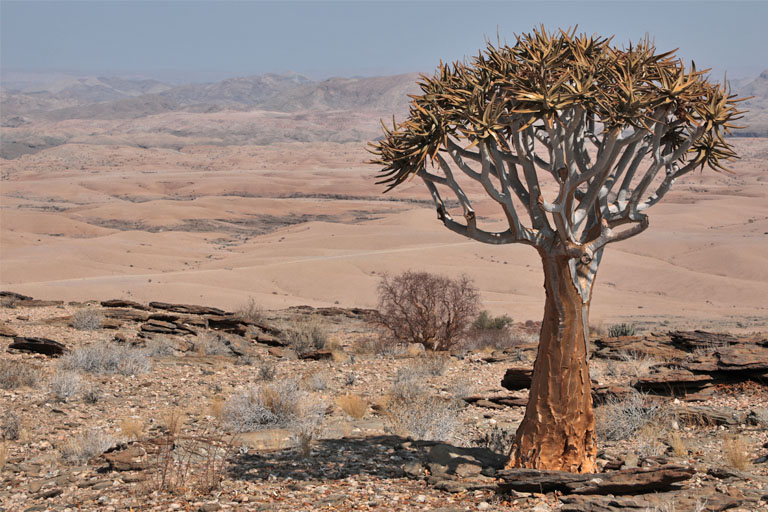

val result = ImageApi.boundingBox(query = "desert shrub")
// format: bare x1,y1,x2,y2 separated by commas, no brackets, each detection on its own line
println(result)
337,394,368,419
472,311,513,331
222,379,323,432
384,390,459,441
81,383,101,404
237,297,265,324
608,323,637,337
194,332,232,356
257,362,277,381
392,365,427,399
282,316,329,355
722,435,751,470
1,411,20,441
0,360,38,389
71,308,104,330
636,425,666,458
596,391,667,442
446,377,475,400
60,429,116,463
150,425,234,494
49,370,83,402
303,370,332,392
421,352,450,376
59,343,150,375
373,271,479,351
145,337,177,357
473,425,515,455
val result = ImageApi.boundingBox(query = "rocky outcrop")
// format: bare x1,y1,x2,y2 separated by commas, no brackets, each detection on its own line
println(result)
8,336,66,356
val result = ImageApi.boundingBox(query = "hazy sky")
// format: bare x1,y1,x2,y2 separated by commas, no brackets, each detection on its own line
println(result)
1,1,766,82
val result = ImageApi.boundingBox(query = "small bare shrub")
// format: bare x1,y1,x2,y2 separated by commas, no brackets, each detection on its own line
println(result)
392,365,426,399
303,369,332,392
373,271,479,351
59,343,150,375
282,316,329,355
337,394,368,419
0,360,38,389
608,323,637,337
81,383,100,404
473,425,515,455
237,297,265,323
60,429,116,463
447,378,475,400
119,418,145,441
596,391,667,442
257,362,276,381
422,352,450,376
71,308,104,330
194,332,232,356
384,391,459,441
1,411,20,441
49,370,83,402
145,337,176,357
151,427,234,494
223,380,317,431
636,425,666,458
722,435,750,470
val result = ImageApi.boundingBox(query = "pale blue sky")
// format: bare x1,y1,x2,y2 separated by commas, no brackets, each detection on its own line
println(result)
1,1,766,82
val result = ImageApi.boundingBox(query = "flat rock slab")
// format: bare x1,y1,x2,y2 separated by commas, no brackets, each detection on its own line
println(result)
148,301,227,316
8,336,66,356
101,299,151,310
497,465,695,495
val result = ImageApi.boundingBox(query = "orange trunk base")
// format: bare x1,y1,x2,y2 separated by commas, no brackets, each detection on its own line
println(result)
507,252,597,473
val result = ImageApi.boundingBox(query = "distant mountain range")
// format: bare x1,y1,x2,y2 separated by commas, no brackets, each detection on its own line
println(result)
0,71,420,122
1,69,766,159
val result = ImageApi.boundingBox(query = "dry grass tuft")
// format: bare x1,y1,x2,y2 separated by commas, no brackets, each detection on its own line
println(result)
160,408,187,436
0,442,7,471
119,418,144,441
722,435,751,471
237,297,266,323
668,431,688,457
208,397,225,419
337,394,368,420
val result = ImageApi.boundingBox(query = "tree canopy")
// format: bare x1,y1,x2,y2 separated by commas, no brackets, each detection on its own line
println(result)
370,27,746,264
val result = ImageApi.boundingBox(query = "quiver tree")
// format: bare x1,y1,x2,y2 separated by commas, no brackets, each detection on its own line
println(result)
370,27,745,473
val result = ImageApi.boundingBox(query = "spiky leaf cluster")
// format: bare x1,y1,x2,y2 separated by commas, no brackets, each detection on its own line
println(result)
372,27,745,190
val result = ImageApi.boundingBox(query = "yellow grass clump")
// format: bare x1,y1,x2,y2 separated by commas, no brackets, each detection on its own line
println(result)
337,394,368,420
119,417,144,441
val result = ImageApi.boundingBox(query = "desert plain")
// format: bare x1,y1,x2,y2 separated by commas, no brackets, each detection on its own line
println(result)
2,130,767,332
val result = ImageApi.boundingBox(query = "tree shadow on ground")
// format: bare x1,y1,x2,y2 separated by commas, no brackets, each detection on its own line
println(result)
228,435,438,482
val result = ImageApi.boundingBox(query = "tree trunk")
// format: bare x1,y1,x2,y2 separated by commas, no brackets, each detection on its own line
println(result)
507,250,597,473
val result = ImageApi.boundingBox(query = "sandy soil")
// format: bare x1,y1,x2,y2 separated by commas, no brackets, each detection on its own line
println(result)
1,138,767,331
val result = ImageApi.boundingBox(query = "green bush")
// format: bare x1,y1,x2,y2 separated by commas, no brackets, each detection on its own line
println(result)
608,323,637,337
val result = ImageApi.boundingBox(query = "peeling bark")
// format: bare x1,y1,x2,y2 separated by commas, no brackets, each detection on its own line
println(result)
508,250,597,473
